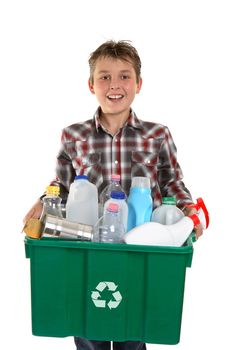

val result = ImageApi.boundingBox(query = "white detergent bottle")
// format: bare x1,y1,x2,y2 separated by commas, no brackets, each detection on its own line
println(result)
152,197,184,224
124,198,209,247
66,175,98,226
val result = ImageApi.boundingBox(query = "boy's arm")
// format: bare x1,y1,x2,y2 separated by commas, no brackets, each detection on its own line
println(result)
23,129,75,223
158,127,203,238
53,129,76,201
158,126,194,209
157,126,203,238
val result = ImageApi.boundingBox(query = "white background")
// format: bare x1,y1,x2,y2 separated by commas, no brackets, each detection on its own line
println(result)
0,0,226,349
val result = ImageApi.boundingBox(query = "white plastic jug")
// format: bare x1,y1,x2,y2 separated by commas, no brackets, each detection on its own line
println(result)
66,175,98,226
152,197,184,224
124,198,209,247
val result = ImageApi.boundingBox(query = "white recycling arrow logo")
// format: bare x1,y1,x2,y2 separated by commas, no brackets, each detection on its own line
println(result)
91,281,122,309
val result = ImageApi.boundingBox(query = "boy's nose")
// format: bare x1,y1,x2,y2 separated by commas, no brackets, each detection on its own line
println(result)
110,78,120,90
110,83,120,90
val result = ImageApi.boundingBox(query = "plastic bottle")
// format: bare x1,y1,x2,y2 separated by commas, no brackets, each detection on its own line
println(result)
99,174,125,216
152,197,184,225
40,185,63,222
103,191,128,232
93,202,125,243
124,197,209,247
127,177,153,231
66,175,98,226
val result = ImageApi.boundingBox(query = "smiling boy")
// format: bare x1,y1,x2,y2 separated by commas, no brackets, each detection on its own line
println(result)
88,56,142,135
24,40,202,350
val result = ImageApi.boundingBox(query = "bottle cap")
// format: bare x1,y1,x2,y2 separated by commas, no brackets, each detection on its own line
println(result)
111,174,120,181
45,186,60,197
107,202,119,213
110,191,126,200
162,197,176,205
131,177,150,188
75,175,88,180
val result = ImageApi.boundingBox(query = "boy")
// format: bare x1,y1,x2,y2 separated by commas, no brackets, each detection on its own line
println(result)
24,40,202,350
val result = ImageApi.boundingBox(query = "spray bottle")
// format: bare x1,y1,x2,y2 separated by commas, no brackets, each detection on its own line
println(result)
124,198,209,247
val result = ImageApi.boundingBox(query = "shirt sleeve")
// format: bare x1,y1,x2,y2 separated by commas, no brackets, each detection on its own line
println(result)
50,129,76,201
157,126,194,209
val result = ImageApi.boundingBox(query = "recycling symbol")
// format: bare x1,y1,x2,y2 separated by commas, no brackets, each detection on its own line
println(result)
91,281,122,310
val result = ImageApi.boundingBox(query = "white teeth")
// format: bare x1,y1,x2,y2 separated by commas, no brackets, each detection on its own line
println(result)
108,95,123,99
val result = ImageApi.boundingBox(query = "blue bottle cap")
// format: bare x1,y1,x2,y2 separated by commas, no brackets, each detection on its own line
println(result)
110,191,126,200
75,175,88,180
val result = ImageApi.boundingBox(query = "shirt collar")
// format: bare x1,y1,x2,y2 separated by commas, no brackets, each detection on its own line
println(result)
94,107,102,131
93,107,143,132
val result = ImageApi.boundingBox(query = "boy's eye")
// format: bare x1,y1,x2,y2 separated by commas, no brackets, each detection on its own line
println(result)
121,75,130,80
100,75,110,80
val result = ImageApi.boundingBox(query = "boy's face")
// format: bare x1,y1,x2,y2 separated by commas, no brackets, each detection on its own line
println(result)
88,57,142,118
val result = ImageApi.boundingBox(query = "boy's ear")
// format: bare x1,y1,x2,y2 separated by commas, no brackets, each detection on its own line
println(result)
88,79,95,94
136,78,143,94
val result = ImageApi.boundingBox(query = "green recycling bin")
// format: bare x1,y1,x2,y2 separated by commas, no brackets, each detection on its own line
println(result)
24,237,193,345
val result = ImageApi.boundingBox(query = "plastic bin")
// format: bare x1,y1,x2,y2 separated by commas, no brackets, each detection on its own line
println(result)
24,237,193,345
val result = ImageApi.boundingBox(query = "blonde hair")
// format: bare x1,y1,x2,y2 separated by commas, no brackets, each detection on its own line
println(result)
89,40,141,84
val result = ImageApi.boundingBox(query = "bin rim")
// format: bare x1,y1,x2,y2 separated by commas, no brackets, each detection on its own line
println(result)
24,236,193,255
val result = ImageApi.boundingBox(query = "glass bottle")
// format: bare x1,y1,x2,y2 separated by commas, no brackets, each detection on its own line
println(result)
40,185,63,222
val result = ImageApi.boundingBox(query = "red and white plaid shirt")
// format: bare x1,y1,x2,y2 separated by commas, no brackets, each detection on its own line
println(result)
53,108,193,209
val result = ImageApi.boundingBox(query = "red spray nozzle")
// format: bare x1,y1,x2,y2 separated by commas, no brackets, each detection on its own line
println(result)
186,197,209,229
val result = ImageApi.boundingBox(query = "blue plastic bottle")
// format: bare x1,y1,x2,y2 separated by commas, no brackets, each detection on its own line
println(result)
127,177,153,231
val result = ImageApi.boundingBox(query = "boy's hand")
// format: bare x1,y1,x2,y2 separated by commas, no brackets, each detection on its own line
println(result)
23,199,43,224
183,206,203,239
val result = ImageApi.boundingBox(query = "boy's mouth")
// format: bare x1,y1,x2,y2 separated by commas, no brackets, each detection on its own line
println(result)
107,94,124,100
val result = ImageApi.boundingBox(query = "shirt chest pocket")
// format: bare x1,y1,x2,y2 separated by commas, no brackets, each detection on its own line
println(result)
72,146,103,188
131,151,158,187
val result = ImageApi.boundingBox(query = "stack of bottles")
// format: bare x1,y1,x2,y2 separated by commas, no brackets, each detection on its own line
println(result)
24,174,209,247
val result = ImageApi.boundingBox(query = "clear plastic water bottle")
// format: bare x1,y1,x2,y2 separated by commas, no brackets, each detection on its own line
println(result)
66,175,98,226
127,177,153,231
99,174,125,216
152,197,184,225
40,185,63,222
103,191,128,232
93,202,125,243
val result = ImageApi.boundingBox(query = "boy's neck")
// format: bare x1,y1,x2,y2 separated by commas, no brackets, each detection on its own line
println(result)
99,109,130,135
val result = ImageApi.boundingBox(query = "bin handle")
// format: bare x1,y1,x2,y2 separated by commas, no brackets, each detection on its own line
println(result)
186,231,196,246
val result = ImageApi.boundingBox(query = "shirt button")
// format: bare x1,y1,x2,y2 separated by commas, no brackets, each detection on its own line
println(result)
115,138,118,142
114,160,118,164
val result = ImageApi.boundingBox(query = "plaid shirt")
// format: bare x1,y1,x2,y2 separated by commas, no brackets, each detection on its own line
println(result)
53,108,193,209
